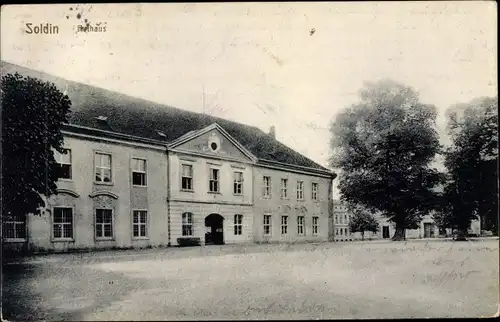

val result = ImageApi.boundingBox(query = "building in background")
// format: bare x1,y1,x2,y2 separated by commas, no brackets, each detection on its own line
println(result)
331,200,482,241
1,61,336,253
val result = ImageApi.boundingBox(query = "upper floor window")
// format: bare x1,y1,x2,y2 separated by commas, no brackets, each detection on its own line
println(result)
132,158,147,186
263,214,272,235
182,212,193,236
280,178,288,199
181,164,193,191
312,182,318,201
263,176,271,198
95,153,112,183
296,181,304,200
54,149,72,180
2,214,26,240
209,168,220,192
53,207,73,240
234,214,243,235
133,210,148,238
233,171,243,195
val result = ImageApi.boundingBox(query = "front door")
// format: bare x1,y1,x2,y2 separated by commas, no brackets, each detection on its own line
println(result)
205,213,224,245
424,223,433,238
382,226,390,239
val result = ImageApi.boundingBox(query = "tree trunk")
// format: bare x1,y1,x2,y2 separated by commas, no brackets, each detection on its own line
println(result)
361,231,365,241
392,225,405,241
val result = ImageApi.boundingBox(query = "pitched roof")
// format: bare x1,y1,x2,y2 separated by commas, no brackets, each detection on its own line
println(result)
1,61,334,176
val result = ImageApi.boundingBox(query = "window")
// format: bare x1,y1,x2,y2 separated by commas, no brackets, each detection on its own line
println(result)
263,215,272,236
209,168,220,192
133,210,148,238
263,176,271,198
95,209,113,239
280,178,288,199
297,216,305,235
281,215,288,235
296,181,304,200
344,214,347,223
335,228,339,236
182,212,193,236
95,153,112,183
233,171,243,195
234,214,243,235
181,164,193,190
312,182,318,201
340,228,343,236
335,214,338,224
53,207,73,239
132,158,147,186
312,216,319,235
54,149,72,179
3,214,26,239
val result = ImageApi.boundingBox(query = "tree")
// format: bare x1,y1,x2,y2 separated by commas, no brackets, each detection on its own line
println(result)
1,72,71,225
329,79,444,241
348,205,379,240
441,96,498,240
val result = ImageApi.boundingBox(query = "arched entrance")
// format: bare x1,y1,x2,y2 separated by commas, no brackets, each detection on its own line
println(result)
205,213,224,245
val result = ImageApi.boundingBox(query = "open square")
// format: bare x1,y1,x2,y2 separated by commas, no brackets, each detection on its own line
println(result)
3,239,498,320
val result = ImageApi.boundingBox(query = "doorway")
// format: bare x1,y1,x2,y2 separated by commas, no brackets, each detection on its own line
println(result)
205,213,224,245
382,226,390,239
424,223,434,238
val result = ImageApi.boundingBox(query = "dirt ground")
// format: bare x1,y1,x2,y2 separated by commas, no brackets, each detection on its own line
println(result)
2,239,499,320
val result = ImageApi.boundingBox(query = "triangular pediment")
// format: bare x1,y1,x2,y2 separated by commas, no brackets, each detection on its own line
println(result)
169,123,257,162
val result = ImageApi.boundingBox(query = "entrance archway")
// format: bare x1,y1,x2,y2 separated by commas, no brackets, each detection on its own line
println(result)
205,213,224,245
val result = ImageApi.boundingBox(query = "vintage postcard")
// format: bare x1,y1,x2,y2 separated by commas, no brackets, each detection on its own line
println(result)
1,2,498,321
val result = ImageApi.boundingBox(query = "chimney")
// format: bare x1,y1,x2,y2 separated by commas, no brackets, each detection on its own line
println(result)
269,125,276,139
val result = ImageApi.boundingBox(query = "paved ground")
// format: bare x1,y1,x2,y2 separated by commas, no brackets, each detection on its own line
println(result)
2,239,499,320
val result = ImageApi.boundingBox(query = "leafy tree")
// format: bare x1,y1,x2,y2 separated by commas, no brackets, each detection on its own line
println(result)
348,205,379,240
329,80,444,241
441,96,498,240
1,72,71,225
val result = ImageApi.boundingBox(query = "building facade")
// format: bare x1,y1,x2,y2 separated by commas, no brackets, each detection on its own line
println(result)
1,61,336,252
331,200,482,241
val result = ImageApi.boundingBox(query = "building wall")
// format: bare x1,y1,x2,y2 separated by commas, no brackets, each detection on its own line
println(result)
169,201,253,245
168,152,253,205
23,135,169,252
252,166,331,243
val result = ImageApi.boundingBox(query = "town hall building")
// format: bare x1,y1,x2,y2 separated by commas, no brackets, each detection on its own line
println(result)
1,62,336,253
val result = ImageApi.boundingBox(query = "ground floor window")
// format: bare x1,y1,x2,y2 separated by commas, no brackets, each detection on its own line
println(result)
53,207,73,240
312,216,319,235
234,214,243,235
182,212,193,236
263,214,272,235
2,214,26,240
96,209,113,239
133,210,148,238
281,215,288,235
297,216,305,235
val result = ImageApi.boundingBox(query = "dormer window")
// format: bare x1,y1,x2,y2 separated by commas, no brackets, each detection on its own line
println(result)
96,116,108,122
157,130,167,138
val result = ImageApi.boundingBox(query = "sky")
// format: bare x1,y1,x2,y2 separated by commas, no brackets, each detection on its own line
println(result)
1,2,497,197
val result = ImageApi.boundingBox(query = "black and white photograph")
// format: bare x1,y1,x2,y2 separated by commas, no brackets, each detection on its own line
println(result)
1,2,498,320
